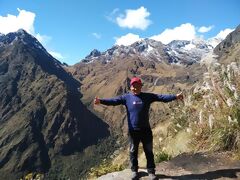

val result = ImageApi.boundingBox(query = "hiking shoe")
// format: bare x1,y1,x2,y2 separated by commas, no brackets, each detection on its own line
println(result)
131,171,139,180
148,173,157,180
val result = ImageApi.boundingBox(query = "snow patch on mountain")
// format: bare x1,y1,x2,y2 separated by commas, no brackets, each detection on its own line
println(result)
184,43,196,50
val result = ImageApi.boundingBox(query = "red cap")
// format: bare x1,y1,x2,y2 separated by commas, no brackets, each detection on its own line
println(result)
130,77,142,86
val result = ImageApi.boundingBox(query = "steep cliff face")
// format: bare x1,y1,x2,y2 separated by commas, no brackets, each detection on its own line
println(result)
0,30,109,177
214,25,240,64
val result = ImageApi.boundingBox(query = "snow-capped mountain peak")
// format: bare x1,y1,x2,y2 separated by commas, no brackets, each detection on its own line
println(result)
164,38,214,64
81,38,215,65
0,29,47,53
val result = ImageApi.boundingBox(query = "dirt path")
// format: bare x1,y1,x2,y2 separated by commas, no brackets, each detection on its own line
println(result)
98,152,240,180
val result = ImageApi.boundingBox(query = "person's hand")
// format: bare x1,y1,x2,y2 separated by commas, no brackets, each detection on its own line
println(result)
94,97,101,105
176,92,184,101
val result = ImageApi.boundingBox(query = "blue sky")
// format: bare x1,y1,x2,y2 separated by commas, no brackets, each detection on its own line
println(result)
0,0,239,65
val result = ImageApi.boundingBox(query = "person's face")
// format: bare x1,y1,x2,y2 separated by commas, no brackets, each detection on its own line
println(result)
130,83,142,95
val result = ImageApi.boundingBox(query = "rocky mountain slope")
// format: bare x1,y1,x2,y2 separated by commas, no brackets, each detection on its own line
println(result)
0,30,109,179
214,25,240,55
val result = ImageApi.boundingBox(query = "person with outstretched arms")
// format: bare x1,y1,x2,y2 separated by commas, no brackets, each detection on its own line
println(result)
94,77,183,180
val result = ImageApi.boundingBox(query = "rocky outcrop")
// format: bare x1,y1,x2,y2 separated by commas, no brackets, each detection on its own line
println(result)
98,152,240,180
214,25,240,57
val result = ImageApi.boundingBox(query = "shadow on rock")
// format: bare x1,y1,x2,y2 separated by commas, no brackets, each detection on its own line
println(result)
157,168,240,180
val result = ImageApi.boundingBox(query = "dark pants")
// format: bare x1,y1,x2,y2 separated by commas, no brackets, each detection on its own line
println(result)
129,129,155,174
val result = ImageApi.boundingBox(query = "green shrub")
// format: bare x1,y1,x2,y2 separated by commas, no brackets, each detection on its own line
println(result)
21,172,44,180
224,86,234,97
155,151,172,163
88,162,124,178
231,106,240,125
221,129,239,150
192,92,203,101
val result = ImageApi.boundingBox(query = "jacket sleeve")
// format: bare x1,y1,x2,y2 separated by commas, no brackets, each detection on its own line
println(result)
100,95,126,106
150,93,176,103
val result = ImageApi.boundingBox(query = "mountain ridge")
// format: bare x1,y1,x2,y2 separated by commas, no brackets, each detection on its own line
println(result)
79,37,220,66
0,29,110,178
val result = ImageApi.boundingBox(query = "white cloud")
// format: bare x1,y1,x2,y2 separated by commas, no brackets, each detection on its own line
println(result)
35,33,52,47
0,8,50,45
106,8,119,22
215,28,234,39
207,28,234,47
115,33,142,46
0,8,64,60
113,23,234,49
92,32,101,39
0,8,35,34
49,51,64,60
198,25,214,33
150,23,196,44
116,6,151,30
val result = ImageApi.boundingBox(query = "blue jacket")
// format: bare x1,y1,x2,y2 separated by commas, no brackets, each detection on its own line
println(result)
100,92,176,130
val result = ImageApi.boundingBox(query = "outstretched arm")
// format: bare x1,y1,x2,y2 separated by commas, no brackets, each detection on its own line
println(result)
94,95,125,106
151,92,183,102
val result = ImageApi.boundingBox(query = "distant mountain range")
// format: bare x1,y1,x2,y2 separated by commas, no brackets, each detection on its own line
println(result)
81,36,222,65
